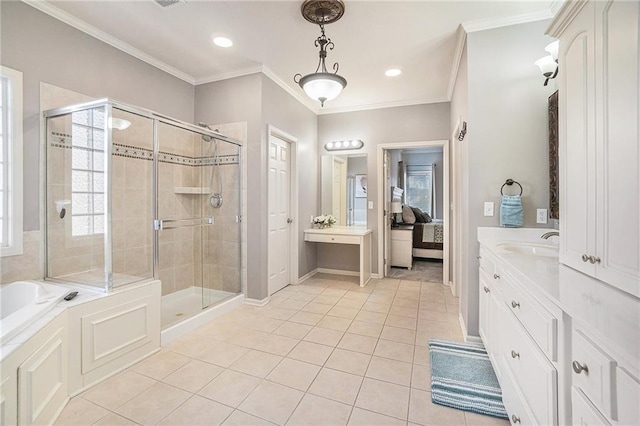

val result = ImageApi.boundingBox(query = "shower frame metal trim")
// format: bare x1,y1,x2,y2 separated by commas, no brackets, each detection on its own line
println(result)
43,98,243,294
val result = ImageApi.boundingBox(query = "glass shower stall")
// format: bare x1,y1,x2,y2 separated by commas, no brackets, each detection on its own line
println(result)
44,99,242,328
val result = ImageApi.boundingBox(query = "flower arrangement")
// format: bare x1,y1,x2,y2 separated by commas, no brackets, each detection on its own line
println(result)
312,214,336,229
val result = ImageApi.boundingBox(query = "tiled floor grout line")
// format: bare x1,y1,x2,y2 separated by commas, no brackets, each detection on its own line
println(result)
62,276,470,426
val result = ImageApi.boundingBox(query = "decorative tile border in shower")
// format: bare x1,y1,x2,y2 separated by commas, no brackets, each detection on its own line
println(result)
49,132,239,166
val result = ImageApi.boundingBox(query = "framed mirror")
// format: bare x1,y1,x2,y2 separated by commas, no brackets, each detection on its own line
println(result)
321,154,367,226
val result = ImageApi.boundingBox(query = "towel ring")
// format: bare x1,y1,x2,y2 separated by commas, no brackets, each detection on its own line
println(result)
501,179,523,196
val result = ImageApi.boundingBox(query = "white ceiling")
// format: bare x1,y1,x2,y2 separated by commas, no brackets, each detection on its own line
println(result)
36,0,555,114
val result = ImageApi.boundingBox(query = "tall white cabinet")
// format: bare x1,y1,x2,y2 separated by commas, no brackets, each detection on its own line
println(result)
551,0,640,298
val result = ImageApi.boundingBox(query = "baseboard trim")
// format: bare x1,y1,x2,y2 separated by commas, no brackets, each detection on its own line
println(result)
244,297,270,307
371,273,381,279
459,312,482,343
316,268,360,277
296,268,318,284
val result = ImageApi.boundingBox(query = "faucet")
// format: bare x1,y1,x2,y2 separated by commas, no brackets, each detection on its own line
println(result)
541,231,559,239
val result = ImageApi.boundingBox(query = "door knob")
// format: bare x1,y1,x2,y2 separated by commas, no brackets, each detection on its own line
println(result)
483,286,490,293
287,218,293,224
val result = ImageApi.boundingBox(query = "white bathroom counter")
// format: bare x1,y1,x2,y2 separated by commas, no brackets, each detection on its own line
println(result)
304,226,372,236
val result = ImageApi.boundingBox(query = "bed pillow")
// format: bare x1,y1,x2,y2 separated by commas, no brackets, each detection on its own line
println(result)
411,207,426,223
423,211,433,223
402,205,416,224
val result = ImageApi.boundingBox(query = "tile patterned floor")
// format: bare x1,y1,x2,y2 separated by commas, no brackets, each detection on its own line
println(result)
55,275,509,426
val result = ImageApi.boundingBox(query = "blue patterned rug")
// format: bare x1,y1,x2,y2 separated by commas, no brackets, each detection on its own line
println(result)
429,339,508,419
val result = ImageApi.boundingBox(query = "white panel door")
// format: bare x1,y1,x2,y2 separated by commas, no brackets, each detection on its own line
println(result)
268,134,291,295
595,0,640,293
559,1,597,276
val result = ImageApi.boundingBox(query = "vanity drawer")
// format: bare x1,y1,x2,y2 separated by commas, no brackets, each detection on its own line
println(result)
503,309,558,425
571,387,611,426
502,272,557,361
617,367,640,425
479,246,498,276
501,361,536,426
305,233,360,245
571,329,617,420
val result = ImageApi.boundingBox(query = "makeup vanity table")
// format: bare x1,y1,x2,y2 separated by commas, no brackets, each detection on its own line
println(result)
304,226,372,287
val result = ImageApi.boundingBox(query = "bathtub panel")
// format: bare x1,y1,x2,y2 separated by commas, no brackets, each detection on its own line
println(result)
17,327,68,426
81,296,154,374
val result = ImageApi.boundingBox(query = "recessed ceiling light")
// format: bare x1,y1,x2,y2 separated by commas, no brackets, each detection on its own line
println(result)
213,36,233,48
385,68,402,77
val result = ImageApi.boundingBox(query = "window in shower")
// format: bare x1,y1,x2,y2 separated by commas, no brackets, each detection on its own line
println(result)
70,109,105,237
0,65,23,257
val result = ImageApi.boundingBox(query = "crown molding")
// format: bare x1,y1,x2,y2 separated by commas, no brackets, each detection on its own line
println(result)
261,66,319,114
194,66,264,86
447,25,467,101
462,9,554,33
21,0,196,85
549,0,566,16
546,0,587,37
317,96,450,116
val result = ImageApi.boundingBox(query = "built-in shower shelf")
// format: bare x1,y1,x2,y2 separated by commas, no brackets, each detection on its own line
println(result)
173,187,211,194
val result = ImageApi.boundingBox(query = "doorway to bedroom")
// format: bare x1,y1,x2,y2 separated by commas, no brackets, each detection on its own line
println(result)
377,140,450,285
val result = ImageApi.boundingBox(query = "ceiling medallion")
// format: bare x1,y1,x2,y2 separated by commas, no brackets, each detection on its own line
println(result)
301,0,345,25
294,0,347,107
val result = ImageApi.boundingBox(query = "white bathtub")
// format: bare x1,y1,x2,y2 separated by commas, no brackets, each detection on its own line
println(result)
0,281,70,344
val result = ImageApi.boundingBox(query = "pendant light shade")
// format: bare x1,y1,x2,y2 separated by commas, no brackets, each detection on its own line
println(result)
299,73,347,105
294,0,347,107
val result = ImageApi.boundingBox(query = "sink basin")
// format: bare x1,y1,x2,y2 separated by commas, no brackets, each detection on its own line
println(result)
495,242,559,258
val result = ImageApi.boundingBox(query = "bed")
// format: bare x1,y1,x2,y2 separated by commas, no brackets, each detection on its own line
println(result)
411,220,444,259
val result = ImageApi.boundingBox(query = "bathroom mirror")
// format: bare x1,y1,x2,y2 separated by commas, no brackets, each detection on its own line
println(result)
321,154,367,227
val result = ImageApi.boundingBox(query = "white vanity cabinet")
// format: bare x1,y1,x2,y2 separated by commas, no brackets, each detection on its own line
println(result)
477,243,565,426
550,0,640,297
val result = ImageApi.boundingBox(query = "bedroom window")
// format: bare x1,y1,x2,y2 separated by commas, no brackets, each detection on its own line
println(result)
405,165,434,217
71,108,105,237
0,66,23,257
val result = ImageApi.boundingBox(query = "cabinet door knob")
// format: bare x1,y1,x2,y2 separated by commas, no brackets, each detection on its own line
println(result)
511,414,521,424
572,360,589,374
477,255,482,260
511,350,520,359
589,256,601,264
493,273,500,280
511,300,520,309
483,286,490,293
331,237,335,241
582,254,590,262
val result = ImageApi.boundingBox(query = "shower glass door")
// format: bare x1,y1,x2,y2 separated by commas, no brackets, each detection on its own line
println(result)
200,139,241,309
156,120,241,328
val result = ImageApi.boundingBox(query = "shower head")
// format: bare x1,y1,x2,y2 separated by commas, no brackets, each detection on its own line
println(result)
198,122,214,142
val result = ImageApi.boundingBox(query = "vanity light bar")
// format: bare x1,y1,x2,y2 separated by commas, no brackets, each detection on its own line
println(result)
325,139,364,151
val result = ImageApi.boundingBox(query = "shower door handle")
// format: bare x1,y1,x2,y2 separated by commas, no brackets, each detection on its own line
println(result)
154,217,214,230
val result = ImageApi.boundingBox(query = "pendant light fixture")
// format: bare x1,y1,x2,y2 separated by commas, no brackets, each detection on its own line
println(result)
294,0,347,107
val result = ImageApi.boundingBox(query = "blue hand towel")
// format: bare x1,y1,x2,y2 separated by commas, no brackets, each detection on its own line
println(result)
500,195,523,228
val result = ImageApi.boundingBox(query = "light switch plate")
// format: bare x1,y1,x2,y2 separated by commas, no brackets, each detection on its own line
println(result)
368,201,374,209
484,202,494,217
537,208,548,224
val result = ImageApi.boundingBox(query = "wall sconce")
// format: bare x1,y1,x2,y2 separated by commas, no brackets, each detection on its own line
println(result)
325,139,364,151
535,40,559,86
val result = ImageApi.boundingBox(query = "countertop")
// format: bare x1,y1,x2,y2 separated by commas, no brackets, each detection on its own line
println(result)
304,226,372,236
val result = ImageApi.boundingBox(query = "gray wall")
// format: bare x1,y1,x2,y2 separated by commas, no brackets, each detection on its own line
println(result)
317,103,451,274
261,75,319,293
401,151,444,219
195,74,318,300
1,1,195,231
460,19,557,336
194,74,263,299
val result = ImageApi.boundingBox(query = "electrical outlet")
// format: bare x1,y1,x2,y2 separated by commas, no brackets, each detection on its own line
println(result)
537,208,548,224
484,202,494,217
